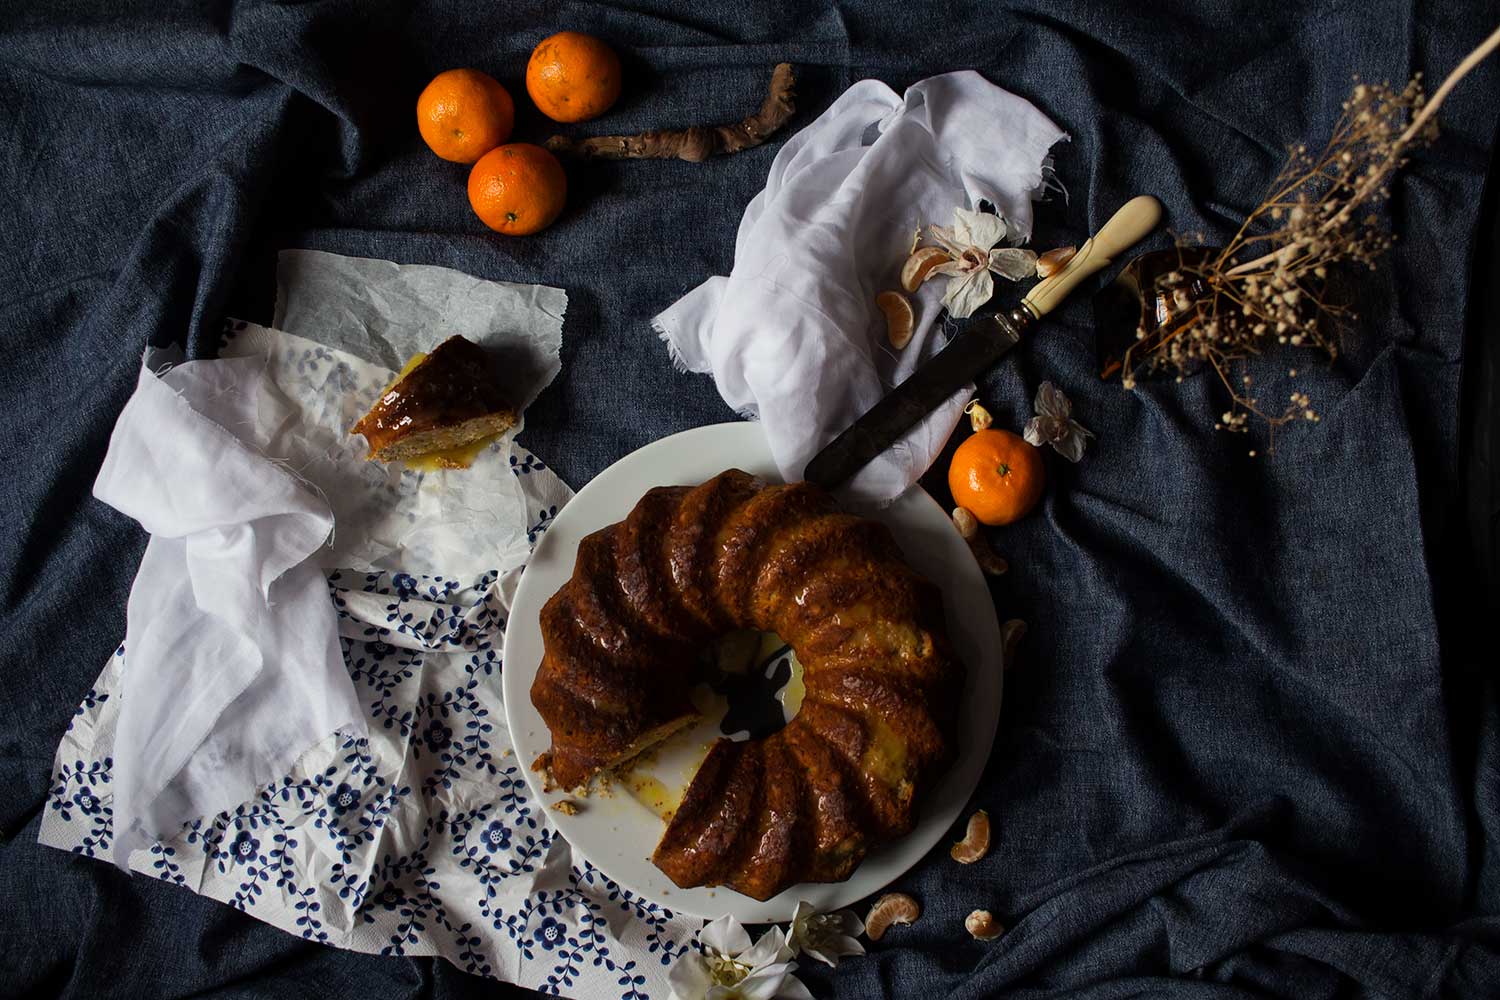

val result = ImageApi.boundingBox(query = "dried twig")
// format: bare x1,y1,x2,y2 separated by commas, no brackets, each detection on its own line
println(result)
545,63,795,162
1116,25,1500,443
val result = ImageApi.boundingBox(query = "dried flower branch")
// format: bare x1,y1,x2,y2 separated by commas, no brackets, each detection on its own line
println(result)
1114,26,1500,445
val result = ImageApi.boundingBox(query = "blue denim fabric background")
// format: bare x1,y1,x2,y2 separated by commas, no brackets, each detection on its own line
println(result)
3,2,1499,998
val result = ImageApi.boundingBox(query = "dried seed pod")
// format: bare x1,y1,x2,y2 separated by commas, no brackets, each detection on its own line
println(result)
1001,619,1026,667
1035,245,1077,279
951,508,1007,575
901,246,951,292
876,290,915,349
950,809,991,863
964,399,994,431
965,909,1004,941
865,892,920,940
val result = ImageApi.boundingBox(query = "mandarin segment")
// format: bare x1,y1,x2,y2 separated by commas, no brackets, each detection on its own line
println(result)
876,290,915,349
900,246,950,292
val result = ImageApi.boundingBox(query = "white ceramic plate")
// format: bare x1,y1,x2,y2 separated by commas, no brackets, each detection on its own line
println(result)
502,422,1003,922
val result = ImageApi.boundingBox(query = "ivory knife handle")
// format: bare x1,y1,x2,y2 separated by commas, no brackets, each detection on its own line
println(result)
1021,195,1163,319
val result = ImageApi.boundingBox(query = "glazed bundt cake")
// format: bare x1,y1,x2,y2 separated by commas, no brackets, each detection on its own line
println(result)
530,469,962,901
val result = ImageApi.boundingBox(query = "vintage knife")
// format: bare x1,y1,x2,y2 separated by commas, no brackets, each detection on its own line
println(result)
803,195,1163,490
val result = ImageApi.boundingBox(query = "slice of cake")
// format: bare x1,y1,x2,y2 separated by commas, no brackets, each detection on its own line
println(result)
351,335,515,469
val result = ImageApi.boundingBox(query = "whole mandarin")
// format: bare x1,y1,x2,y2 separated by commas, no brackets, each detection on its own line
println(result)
947,429,1045,526
417,68,515,164
467,143,568,236
526,31,622,123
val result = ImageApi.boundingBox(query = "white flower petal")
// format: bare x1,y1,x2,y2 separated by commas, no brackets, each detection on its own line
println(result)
700,916,753,959
1034,380,1071,419
1024,381,1094,461
926,224,965,257
802,946,836,968
838,910,866,938
787,903,814,957
743,927,794,968
729,962,795,1000
944,268,994,319
671,953,718,1000
988,247,1039,281
775,973,815,1000
929,259,970,278
827,935,865,958
1055,430,1088,463
953,207,1007,250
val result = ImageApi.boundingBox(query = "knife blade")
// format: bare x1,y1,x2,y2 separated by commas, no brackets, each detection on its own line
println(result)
803,313,1024,490
802,195,1163,490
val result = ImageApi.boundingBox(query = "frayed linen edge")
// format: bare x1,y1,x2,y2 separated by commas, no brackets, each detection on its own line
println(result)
652,317,694,375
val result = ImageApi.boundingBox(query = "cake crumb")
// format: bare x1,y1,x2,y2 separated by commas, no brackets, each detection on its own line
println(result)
532,752,558,793
552,799,582,816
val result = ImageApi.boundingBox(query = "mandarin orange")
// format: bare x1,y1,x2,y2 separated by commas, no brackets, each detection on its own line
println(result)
526,31,622,123
417,69,515,164
467,143,568,236
948,428,1044,526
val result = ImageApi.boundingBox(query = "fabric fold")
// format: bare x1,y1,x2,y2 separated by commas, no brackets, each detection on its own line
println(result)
94,361,365,868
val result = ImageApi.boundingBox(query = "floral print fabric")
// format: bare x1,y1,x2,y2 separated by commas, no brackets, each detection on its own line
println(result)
40,444,697,1000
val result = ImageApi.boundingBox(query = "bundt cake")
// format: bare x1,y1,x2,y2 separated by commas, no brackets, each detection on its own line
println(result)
530,469,962,901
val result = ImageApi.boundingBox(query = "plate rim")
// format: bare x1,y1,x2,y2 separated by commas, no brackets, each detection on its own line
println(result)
501,421,1003,922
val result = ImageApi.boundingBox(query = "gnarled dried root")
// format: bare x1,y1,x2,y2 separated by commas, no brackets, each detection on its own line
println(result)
546,63,795,162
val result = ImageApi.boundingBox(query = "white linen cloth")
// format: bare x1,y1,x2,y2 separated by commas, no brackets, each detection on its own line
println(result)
654,71,1066,503
95,359,366,868
88,251,567,872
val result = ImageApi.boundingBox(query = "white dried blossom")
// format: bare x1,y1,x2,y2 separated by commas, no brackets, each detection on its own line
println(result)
669,916,811,1000
787,901,865,967
1023,381,1094,462
925,207,1038,319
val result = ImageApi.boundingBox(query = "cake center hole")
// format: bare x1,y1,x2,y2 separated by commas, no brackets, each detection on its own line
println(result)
704,630,803,741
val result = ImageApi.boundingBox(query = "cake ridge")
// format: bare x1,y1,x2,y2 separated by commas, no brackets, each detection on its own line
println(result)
612,486,706,642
